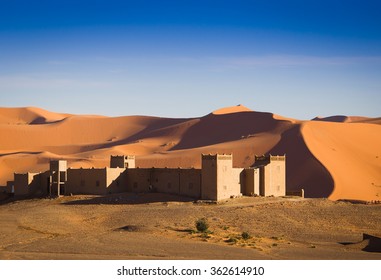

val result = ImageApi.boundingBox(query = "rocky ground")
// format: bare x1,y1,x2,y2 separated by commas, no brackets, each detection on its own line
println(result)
0,193,380,260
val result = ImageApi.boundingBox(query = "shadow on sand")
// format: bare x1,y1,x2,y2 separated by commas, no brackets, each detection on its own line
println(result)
340,234,381,253
62,192,196,206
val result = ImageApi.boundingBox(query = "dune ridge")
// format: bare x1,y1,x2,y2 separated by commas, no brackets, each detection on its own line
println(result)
0,106,380,201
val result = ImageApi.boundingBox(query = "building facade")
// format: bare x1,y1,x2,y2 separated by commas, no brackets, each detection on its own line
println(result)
12,154,286,201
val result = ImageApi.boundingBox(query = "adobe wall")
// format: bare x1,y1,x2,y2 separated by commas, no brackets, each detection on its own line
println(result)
0,181,15,194
262,157,286,197
0,186,9,194
201,155,218,200
14,173,39,196
126,168,201,198
36,171,51,196
6,181,14,193
110,155,135,168
201,154,242,201
150,168,180,194
179,169,201,198
217,164,243,201
126,168,152,193
244,168,260,196
66,168,108,195
106,168,128,194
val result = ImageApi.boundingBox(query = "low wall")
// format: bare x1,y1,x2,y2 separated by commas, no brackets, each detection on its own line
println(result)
66,168,107,195
286,189,305,198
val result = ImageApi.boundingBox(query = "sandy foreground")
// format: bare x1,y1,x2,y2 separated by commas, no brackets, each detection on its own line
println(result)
0,194,380,260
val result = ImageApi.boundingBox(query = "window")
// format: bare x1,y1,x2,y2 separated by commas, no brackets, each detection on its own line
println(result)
96,180,100,187
80,180,85,187
167,182,171,189
189,183,193,190
133,182,138,189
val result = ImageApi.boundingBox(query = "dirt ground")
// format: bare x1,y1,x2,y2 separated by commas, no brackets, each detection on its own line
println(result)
0,193,380,260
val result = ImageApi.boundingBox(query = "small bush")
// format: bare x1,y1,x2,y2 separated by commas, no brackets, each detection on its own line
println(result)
195,218,209,233
241,232,251,240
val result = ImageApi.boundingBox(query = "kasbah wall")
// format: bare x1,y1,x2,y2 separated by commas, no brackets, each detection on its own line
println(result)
11,154,287,201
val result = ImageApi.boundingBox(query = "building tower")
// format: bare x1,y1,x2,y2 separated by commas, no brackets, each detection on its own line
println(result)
201,154,241,201
253,155,286,196
49,160,67,196
110,155,135,169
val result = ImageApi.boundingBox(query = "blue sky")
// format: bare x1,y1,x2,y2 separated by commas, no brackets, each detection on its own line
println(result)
0,0,380,119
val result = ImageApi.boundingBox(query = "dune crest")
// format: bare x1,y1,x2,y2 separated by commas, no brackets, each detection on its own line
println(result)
0,107,72,124
212,104,252,115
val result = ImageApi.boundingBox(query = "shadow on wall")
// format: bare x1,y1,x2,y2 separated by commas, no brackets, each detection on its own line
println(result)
63,192,196,206
0,192,13,204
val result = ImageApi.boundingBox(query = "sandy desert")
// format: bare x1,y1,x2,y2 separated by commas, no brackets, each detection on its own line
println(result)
0,105,380,259
0,194,380,260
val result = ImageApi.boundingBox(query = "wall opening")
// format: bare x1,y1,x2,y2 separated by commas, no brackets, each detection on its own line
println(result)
259,167,265,196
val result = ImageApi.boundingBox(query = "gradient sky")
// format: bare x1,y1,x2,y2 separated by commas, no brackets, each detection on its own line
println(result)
1,0,380,119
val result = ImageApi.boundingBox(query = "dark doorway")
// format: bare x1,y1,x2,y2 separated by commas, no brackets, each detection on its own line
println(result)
46,177,51,195
259,167,265,196
60,185,65,196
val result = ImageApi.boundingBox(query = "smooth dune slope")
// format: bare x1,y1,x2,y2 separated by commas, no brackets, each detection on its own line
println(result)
302,121,381,200
0,105,380,201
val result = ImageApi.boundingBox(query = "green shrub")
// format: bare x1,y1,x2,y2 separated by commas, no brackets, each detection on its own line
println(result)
241,232,251,240
195,218,209,233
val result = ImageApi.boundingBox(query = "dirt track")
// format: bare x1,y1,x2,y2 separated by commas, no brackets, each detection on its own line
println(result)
0,194,380,260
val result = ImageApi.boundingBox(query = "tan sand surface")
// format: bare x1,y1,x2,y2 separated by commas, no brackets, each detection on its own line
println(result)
302,121,381,201
0,194,380,260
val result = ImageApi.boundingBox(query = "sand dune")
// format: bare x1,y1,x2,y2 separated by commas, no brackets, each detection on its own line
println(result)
312,115,381,124
302,121,381,201
0,107,71,124
212,104,252,115
0,105,380,201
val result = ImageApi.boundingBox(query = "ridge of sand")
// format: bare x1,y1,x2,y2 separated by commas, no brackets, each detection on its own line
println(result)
212,104,253,115
0,107,72,124
302,121,381,201
312,115,380,124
